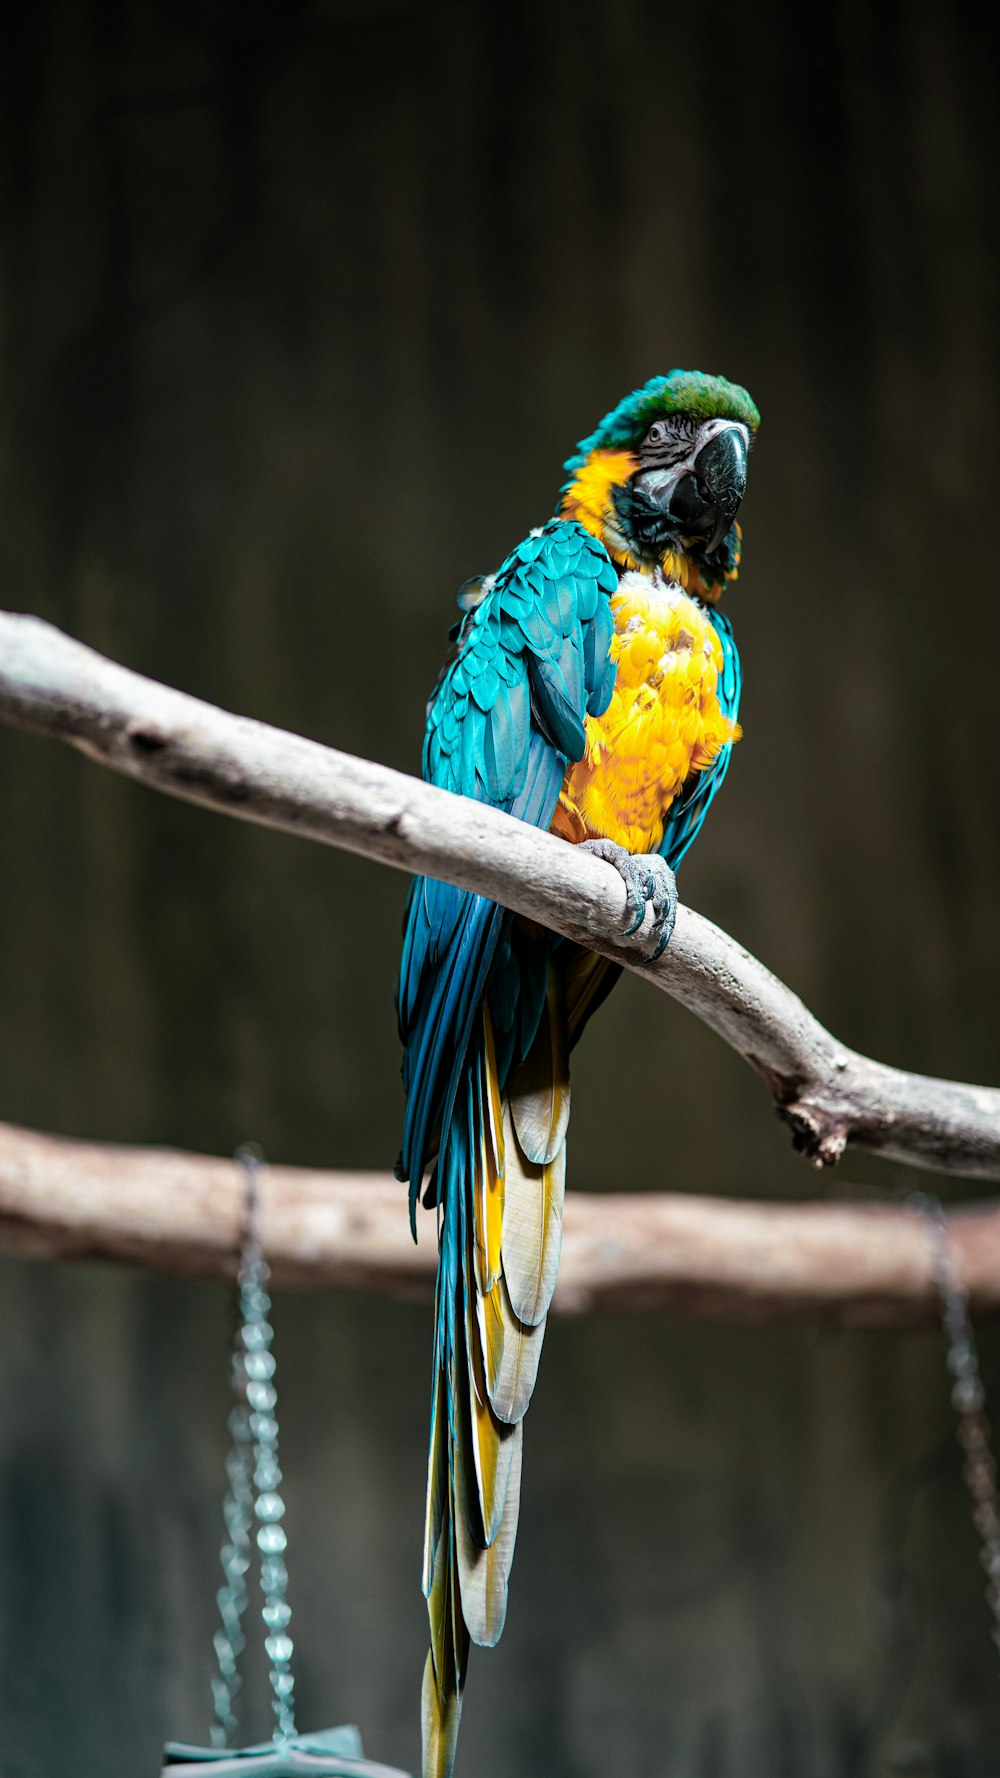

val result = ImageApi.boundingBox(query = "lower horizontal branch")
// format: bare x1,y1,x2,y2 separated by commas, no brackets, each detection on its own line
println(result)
2,1120,997,1327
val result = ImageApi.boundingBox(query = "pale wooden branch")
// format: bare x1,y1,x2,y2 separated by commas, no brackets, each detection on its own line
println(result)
0,611,998,1181
0,1120,997,1326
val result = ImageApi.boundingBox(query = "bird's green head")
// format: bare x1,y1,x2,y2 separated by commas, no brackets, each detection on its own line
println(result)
560,371,760,595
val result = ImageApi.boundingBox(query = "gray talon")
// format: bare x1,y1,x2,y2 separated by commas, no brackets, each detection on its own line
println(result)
580,839,678,958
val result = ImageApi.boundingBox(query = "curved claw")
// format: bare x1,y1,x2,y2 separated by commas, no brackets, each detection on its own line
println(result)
579,839,678,959
649,885,677,959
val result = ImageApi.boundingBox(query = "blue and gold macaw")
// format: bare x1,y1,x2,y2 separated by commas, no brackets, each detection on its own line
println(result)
397,371,759,1776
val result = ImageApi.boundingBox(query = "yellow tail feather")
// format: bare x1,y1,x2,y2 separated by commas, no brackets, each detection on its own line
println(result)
472,1020,504,1296
421,1647,463,1778
455,1416,523,1647
500,1110,566,1329
486,1272,546,1426
422,975,572,1775
507,974,571,1165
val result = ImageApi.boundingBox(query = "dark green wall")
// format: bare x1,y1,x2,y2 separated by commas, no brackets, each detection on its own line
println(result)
1,2,999,1772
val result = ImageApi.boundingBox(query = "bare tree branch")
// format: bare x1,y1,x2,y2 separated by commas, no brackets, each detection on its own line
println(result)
1,1120,997,1325
0,610,998,1180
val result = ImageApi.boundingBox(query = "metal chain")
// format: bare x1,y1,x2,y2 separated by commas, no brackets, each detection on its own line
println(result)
211,1144,298,1748
210,1365,253,1744
912,1191,1000,1668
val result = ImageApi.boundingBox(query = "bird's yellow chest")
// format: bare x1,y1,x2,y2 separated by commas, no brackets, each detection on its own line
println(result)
553,571,740,854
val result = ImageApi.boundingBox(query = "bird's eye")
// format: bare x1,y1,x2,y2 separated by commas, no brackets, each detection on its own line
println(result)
646,420,670,446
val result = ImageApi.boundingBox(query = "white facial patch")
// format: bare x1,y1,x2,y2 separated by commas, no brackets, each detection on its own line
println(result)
696,417,750,453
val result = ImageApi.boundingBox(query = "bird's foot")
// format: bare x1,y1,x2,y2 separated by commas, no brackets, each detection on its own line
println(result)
579,839,678,960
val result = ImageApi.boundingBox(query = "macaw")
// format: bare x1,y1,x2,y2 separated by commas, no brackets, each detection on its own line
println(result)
396,371,759,1777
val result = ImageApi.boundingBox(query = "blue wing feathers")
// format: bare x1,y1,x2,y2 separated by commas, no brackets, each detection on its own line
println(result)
397,519,617,1201
511,730,564,831
401,894,503,1227
528,657,586,760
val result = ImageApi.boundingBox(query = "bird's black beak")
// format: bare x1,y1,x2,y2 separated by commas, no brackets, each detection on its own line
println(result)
616,420,751,564
667,424,748,553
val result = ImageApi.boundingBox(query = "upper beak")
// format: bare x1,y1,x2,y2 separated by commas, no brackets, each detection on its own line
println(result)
668,423,748,552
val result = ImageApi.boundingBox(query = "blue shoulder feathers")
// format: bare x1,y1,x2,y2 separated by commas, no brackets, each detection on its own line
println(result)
423,521,617,804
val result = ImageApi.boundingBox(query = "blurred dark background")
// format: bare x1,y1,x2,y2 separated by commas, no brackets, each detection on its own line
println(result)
1,1,999,1773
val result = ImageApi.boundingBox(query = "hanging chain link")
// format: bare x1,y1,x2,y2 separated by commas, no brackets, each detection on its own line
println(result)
211,1144,298,1749
911,1191,1000,1668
